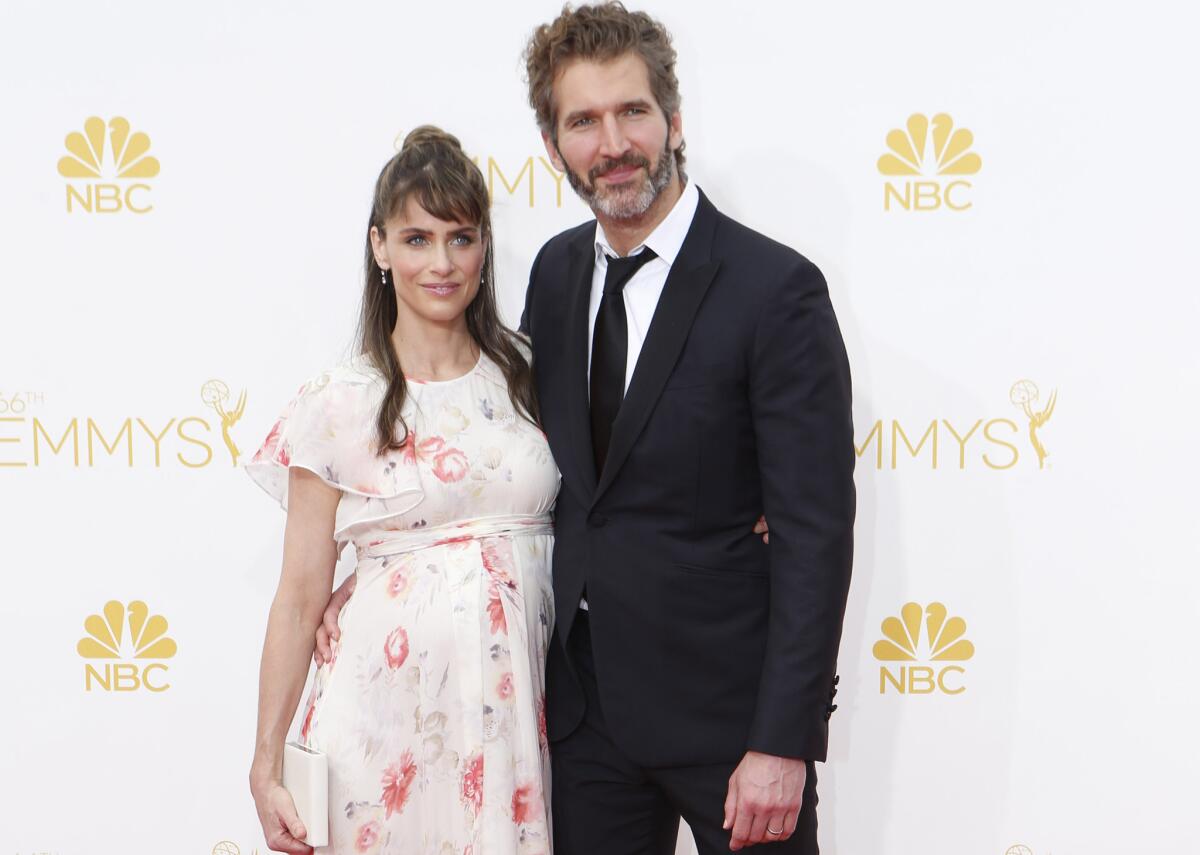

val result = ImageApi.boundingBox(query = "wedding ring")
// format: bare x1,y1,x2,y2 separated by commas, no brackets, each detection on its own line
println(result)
767,825,784,835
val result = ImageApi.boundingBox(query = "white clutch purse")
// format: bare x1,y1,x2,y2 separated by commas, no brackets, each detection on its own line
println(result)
282,741,329,847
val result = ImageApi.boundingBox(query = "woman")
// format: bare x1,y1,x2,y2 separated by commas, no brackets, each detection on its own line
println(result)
246,126,558,855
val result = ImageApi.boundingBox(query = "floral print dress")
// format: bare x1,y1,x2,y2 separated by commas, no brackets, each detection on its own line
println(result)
246,352,559,855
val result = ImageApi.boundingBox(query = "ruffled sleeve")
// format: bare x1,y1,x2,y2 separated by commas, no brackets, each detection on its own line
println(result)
244,360,425,528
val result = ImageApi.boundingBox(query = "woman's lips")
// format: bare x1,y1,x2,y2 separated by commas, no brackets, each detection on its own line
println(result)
420,283,460,297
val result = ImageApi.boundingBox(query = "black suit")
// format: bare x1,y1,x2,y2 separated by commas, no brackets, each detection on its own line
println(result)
521,189,854,854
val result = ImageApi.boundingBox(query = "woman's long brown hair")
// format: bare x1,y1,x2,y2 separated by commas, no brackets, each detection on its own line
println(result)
355,125,539,453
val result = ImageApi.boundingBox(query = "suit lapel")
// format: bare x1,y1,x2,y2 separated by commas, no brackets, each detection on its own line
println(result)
560,230,599,505
592,192,722,505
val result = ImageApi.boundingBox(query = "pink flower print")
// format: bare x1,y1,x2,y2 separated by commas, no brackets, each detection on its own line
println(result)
481,540,516,589
537,694,548,749
355,819,382,852
486,583,507,636
255,420,283,463
461,753,484,816
277,439,292,467
512,781,539,824
384,626,409,669
401,435,447,465
387,566,411,598
432,535,474,547
381,750,418,818
432,447,469,483
497,672,514,700
299,693,316,742
421,436,445,453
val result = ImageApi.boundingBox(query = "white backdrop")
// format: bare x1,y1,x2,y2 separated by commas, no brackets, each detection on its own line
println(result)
2,1,1198,854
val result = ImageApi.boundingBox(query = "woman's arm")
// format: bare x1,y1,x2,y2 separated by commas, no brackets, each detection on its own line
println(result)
250,467,341,853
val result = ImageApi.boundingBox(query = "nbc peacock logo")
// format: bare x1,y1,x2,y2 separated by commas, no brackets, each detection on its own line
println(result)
213,841,260,855
873,601,975,695
877,112,981,212
57,116,160,214
78,599,177,692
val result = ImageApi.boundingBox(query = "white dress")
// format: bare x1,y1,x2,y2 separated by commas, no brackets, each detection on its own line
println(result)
247,351,559,855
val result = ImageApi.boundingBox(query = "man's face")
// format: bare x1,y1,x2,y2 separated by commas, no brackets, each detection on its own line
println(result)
543,52,683,221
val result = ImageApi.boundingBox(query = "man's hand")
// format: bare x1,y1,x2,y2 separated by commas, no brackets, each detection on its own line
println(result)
723,751,806,850
753,515,769,544
313,573,356,666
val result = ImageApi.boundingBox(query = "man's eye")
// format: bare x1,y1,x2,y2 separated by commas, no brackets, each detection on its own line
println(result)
572,117,593,128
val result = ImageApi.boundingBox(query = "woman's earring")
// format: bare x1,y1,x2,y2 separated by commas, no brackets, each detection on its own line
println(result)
380,268,388,286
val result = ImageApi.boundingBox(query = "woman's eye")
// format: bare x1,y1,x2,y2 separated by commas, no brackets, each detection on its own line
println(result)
451,235,474,246
405,235,428,246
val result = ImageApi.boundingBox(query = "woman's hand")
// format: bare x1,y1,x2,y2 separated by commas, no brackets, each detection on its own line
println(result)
314,573,357,666
250,773,313,854
251,467,339,854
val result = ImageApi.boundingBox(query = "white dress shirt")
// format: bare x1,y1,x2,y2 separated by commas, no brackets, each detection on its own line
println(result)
587,178,701,392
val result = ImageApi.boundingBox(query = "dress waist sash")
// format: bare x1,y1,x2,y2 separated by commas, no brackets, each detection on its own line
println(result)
355,513,553,561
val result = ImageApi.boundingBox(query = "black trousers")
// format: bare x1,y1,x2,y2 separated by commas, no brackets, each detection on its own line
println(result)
552,610,819,855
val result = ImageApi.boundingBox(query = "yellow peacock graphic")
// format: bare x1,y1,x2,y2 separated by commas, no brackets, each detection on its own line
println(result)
57,116,160,179
872,602,975,662
77,600,177,660
877,113,982,177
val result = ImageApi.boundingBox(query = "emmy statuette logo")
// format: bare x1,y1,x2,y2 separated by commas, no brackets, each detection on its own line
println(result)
873,602,975,694
854,380,1057,471
1010,380,1056,469
0,380,247,469
202,379,247,466
878,112,982,211
78,600,177,692
57,116,160,213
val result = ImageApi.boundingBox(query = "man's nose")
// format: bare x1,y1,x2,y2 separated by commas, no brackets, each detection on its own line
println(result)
597,113,631,160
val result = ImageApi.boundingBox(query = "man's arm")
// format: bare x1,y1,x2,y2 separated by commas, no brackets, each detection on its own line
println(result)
725,257,854,849
746,257,855,761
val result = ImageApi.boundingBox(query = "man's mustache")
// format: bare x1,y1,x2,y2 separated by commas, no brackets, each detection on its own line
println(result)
588,153,650,184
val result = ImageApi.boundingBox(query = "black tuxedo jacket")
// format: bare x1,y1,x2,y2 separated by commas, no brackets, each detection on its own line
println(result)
520,189,854,768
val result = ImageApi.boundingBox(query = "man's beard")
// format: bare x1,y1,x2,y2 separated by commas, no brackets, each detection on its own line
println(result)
560,138,675,220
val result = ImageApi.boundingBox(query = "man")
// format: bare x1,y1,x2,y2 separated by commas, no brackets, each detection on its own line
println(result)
319,4,854,852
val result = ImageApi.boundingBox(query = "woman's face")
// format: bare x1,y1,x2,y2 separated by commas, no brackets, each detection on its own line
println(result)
371,196,485,330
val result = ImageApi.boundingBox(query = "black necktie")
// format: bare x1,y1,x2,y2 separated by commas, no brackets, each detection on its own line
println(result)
590,248,657,475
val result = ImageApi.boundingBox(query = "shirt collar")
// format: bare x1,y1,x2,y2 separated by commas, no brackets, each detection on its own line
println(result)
594,178,701,266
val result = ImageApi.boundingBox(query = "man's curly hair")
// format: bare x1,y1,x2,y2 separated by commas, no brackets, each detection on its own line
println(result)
523,2,685,171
